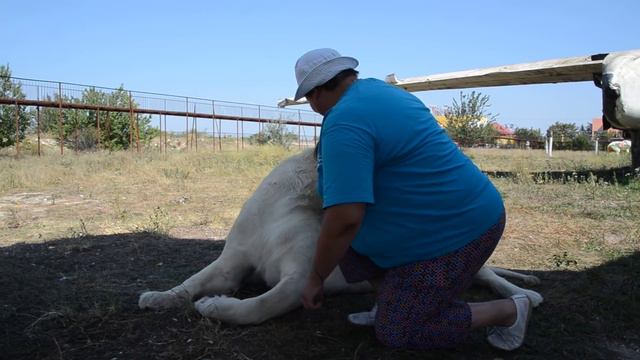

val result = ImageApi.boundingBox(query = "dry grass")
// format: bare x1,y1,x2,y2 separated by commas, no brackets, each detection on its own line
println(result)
0,143,295,245
1,144,639,359
0,145,633,246
464,147,632,172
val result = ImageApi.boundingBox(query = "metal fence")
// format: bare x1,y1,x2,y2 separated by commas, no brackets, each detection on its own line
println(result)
0,77,323,155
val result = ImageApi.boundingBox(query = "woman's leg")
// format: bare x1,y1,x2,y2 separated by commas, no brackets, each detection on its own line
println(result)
375,214,507,349
469,299,516,328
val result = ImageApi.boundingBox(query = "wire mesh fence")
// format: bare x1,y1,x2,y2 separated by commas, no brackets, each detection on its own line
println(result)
0,77,323,156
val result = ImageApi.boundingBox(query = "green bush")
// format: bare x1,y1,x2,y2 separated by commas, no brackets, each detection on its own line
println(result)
0,65,31,148
572,133,594,151
41,87,157,151
248,122,297,149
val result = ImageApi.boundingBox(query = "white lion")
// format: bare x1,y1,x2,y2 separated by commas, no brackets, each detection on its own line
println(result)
139,149,543,324
607,140,632,154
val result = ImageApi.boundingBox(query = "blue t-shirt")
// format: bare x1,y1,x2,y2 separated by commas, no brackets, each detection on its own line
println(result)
317,78,504,268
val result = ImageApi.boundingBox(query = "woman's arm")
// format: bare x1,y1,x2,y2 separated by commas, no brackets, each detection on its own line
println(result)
301,202,366,309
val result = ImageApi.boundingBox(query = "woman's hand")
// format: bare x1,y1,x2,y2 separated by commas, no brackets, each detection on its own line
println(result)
301,272,324,309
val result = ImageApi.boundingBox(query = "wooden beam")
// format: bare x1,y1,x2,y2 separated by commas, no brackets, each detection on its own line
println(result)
386,54,607,92
277,53,609,108
278,97,307,108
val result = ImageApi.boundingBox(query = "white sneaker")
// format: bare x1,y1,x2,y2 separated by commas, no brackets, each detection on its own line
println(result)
347,304,377,326
487,294,532,351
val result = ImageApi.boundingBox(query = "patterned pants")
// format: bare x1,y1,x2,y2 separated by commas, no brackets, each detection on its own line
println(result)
339,213,506,349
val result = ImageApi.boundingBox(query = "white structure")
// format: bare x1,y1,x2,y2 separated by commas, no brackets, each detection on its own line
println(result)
279,50,640,167
601,52,640,130
545,131,554,157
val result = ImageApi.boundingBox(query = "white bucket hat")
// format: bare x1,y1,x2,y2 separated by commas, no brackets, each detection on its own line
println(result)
294,48,359,101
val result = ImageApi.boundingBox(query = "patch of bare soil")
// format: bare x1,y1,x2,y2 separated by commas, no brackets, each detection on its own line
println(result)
0,192,106,238
1,233,638,359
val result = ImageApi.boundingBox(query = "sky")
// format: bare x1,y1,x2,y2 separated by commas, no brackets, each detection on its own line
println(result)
3,0,639,132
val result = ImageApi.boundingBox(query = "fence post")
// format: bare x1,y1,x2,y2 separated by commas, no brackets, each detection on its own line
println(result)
74,109,79,154
36,85,41,156
14,101,20,156
58,82,64,155
97,108,101,150
218,119,222,151
135,113,141,153
185,97,189,151
211,100,216,152
545,130,553,157
106,111,111,148
158,114,161,153
240,108,244,150
190,115,194,150
194,104,198,152
128,91,134,151
163,100,167,156
258,105,262,135
37,105,41,156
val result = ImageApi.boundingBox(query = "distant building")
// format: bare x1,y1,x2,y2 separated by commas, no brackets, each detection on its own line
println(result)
592,117,623,138
492,123,514,136
429,105,495,129
492,122,516,146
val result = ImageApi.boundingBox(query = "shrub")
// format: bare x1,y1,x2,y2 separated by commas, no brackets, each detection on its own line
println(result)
0,65,31,148
572,133,594,151
248,122,297,149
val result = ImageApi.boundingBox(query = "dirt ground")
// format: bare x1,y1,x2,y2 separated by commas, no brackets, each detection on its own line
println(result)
1,148,638,359
1,232,638,360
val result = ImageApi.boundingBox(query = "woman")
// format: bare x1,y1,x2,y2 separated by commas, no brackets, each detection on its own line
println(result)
295,48,531,351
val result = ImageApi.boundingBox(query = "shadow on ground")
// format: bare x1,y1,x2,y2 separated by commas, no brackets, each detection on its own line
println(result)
1,233,638,360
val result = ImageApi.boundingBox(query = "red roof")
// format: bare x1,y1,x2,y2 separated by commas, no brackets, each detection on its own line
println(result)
492,123,514,136
592,117,623,136
592,118,604,133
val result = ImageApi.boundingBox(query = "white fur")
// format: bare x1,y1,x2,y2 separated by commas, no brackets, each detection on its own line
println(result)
607,140,632,154
139,149,542,324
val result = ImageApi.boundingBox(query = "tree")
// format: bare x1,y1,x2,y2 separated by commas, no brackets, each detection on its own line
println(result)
514,127,543,141
572,133,593,151
514,127,543,149
443,91,498,147
40,93,72,133
571,122,595,151
0,65,31,148
42,86,158,151
547,122,579,150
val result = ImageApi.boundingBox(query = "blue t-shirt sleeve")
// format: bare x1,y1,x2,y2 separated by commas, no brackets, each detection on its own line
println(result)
320,122,375,208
